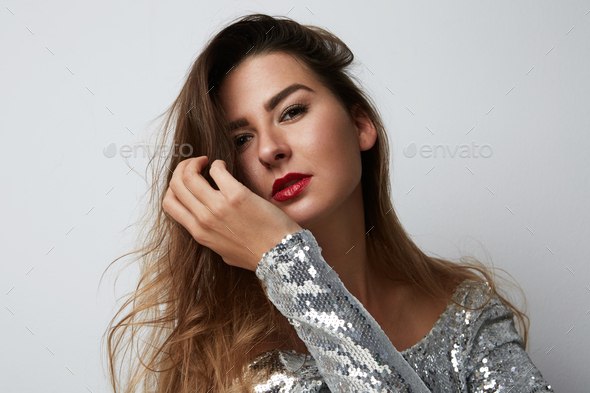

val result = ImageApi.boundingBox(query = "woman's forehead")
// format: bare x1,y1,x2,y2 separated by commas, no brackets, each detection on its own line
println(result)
219,53,319,105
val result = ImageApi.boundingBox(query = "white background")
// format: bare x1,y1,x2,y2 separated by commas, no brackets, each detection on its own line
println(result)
1,0,589,391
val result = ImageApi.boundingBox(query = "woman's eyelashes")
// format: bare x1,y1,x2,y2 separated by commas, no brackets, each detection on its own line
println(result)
233,103,309,150
281,103,308,121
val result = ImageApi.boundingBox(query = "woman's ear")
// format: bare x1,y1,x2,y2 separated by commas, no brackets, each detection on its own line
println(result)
351,104,377,152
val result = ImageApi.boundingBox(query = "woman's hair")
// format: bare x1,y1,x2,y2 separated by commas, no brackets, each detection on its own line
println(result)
102,13,530,393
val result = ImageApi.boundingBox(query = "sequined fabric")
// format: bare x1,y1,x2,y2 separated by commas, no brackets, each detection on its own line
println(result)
251,229,554,392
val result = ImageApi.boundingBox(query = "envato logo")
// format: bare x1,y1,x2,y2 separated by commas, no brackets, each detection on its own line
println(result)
103,143,194,159
403,141,493,158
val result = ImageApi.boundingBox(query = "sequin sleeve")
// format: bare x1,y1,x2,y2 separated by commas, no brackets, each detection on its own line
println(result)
255,229,431,393
464,289,554,392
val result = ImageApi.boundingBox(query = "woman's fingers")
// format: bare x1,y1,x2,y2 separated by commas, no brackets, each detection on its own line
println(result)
208,159,248,199
169,157,216,230
182,156,220,203
164,155,302,271
162,187,200,236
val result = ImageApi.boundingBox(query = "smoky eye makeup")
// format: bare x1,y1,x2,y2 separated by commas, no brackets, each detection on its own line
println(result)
280,102,309,122
232,102,310,150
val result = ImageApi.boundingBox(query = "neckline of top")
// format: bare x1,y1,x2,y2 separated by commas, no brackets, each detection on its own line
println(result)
250,278,485,365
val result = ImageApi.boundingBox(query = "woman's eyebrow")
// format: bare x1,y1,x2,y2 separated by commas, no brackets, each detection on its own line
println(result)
227,83,314,131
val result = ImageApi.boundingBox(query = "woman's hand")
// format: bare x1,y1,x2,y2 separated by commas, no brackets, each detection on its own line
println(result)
162,156,303,271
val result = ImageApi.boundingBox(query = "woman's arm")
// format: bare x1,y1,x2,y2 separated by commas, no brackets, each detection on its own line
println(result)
255,229,431,393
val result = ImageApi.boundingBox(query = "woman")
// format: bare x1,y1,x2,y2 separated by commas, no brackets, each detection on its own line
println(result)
104,13,554,392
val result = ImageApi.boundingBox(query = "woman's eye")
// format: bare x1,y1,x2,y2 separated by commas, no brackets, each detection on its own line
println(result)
233,104,308,151
281,103,308,122
234,134,252,149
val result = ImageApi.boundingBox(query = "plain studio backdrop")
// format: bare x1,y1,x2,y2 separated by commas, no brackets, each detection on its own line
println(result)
1,0,589,391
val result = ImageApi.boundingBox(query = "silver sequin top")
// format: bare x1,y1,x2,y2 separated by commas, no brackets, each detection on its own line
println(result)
250,229,554,392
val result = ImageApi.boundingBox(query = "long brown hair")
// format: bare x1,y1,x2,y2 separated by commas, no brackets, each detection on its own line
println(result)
101,13,530,393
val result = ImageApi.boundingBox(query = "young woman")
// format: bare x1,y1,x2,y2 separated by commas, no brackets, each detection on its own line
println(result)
104,13,554,393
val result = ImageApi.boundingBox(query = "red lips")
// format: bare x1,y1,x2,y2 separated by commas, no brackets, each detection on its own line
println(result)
272,172,312,197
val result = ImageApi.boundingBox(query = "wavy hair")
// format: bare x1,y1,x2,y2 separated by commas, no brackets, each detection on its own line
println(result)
101,13,530,393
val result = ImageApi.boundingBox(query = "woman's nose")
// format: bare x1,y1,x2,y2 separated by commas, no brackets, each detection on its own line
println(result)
257,125,291,166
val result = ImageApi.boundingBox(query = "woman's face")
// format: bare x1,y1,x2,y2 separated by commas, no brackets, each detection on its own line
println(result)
219,52,375,229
